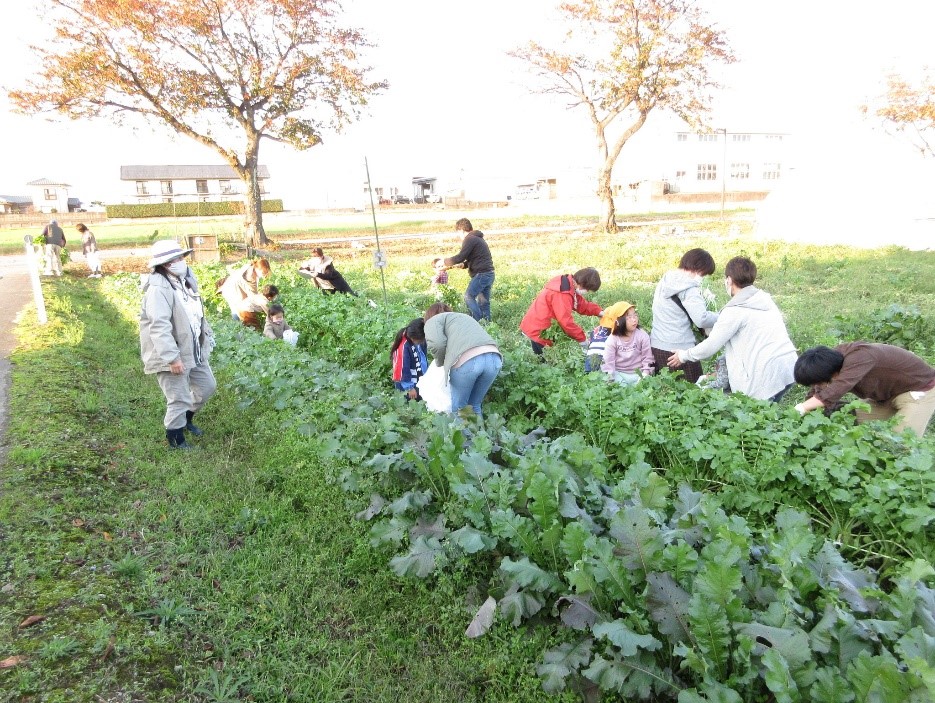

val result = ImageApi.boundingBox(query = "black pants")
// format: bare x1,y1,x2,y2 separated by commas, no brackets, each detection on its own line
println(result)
651,347,702,383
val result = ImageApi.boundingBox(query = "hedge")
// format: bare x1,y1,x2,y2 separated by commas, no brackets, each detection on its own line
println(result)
105,200,284,218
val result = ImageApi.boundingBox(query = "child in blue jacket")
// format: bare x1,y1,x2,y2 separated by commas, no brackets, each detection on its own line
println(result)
390,318,428,400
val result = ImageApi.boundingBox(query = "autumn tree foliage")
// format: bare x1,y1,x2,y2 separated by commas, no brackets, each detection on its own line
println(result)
511,0,734,233
9,0,385,246
864,72,935,159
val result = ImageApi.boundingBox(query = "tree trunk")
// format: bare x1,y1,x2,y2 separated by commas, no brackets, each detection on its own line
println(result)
241,139,270,248
597,166,618,234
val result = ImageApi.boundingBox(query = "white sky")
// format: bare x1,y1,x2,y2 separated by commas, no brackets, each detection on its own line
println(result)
1,0,934,214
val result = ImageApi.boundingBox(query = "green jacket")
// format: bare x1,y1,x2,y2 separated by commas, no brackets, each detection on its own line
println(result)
425,312,500,383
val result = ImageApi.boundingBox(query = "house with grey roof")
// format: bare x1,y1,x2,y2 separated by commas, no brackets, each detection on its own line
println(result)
0,194,34,215
26,178,72,214
120,165,271,204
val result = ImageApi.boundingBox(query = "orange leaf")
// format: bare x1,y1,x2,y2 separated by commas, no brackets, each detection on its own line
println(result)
18,615,45,629
72,518,85,527
102,531,112,541
0,655,27,669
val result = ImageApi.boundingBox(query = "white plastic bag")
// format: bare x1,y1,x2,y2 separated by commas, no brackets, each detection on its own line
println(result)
417,363,451,414
282,329,299,347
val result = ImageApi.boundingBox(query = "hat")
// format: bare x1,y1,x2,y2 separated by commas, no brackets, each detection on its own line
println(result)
148,240,193,268
599,301,635,328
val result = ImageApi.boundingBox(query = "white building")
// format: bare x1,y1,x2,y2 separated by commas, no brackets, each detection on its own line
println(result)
120,165,271,204
26,178,72,214
667,131,789,195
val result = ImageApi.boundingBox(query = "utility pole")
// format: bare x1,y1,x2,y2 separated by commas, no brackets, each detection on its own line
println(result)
720,128,728,218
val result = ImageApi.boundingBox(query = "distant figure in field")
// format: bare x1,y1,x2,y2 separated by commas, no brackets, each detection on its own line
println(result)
650,248,719,383
430,257,449,300
41,219,66,277
794,343,935,436
667,256,796,402
298,247,358,295
218,257,272,331
441,218,495,321
76,223,102,278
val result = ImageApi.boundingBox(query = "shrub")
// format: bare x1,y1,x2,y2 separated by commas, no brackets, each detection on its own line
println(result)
105,200,284,218
832,304,935,357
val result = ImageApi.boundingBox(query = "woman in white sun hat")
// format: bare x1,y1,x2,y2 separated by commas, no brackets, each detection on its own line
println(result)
139,240,217,449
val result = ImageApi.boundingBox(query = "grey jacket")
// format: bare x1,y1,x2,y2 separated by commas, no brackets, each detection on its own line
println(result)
139,270,214,374
680,286,796,400
42,223,66,248
650,269,719,351
425,312,500,382
263,318,292,340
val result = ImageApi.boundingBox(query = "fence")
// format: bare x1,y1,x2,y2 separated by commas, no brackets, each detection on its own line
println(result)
0,212,107,230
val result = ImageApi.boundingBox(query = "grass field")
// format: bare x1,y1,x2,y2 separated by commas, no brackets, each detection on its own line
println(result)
0,208,743,255
1,217,933,701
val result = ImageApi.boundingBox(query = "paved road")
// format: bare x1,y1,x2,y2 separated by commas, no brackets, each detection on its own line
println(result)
0,264,31,462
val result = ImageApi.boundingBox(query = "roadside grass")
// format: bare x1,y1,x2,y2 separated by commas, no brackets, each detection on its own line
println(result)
0,280,566,702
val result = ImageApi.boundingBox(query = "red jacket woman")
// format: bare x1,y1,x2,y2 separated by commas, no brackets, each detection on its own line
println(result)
520,268,602,354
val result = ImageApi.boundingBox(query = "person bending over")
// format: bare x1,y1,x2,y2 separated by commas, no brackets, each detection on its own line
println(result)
793,343,935,436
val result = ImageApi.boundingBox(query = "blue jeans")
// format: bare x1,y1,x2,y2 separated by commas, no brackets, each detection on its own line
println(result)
464,271,494,321
448,352,502,416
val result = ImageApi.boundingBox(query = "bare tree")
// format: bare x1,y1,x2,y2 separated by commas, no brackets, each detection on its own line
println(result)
8,0,386,247
511,0,734,233
863,71,935,159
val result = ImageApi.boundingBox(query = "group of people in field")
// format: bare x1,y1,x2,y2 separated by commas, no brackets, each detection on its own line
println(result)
138,218,934,449
38,219,103,278
394,228,935,437
140,240,358,449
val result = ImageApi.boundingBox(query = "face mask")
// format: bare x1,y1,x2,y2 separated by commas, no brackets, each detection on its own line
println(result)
576,288,589,296
167,260,187,277
724,278,732,295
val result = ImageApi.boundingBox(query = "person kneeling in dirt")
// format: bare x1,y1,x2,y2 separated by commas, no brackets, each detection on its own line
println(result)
140,240,216,450
298,247,358,296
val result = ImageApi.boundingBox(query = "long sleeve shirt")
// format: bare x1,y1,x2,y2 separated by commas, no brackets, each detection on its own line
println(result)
812,342,935,406
601,328,654,375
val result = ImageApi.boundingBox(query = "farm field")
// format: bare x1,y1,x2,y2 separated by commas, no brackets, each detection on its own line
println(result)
0,207,743,255
1,219,934,701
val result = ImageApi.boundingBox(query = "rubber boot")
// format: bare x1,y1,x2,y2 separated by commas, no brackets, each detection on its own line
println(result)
185,410,204,437
166,427,193,450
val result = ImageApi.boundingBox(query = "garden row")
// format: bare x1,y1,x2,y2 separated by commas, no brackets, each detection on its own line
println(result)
201,264,935,702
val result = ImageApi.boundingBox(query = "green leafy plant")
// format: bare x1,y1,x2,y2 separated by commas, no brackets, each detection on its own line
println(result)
135,598,197,629
194,670,251,703
39,635,81,661
832,304,935,356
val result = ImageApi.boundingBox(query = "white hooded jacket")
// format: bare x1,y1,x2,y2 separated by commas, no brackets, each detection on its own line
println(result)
680,286,796,400
649,269,719,351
